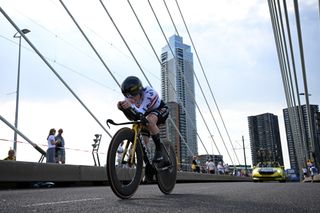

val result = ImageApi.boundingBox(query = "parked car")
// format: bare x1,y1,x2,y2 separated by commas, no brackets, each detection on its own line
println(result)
33,182,55,188
285,169,300,182
252,161,286,182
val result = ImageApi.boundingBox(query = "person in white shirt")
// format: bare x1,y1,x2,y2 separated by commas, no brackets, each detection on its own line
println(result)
116,142,124,167
207,159,215,174
46,128,57,163
117,76,169,163
217,161,225,174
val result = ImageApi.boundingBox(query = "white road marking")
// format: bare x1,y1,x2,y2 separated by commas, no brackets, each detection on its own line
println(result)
23,198,103,207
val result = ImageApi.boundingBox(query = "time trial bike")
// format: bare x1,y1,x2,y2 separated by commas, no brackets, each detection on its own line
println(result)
106,116,177,199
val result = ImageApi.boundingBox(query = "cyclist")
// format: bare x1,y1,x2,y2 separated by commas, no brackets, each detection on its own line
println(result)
117,76,169,170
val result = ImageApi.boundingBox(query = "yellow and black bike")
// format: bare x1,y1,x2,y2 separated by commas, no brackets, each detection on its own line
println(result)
106,115,177,199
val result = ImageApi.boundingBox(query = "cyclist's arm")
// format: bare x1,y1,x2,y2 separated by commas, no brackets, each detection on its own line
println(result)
118,102,142,121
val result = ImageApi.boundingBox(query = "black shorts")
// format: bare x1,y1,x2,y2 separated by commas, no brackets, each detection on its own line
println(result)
146,100,169,125
141,101,169,137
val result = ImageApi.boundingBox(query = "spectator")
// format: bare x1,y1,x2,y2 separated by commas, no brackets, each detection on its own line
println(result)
310,165,318,183
196,157,201,173
46,128,57,163
224,163,230,175
205,158,210,173
3,149,16,161
55,128,65,164
191,159,196,172
207,159,215,174
234,169,240,176
307,160,313,168
302,167,308,179
192,156,200,173
217,161,225,174
117,141,124,167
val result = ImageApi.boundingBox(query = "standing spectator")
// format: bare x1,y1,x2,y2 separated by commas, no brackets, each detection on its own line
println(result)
307,160,313,168
3,149,16,160
310,165,318,183
191,158,196,172
207,159,215,174
224,163,230,175
117,141,124,167
205,158,210,173
46,128,57,163
217,161,225,174
195,156,201,173
302,167,308,179
192,156,200,173
55,128,65,164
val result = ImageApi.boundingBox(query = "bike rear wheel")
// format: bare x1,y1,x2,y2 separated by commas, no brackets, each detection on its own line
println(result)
156,142,177,194
106,127,143,199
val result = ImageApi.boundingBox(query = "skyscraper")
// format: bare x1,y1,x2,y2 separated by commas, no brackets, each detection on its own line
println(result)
283,104,320,175
160,35,197,169
248,113,284,166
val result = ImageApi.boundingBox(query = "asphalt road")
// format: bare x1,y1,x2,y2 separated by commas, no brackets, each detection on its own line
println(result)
1,182,319,212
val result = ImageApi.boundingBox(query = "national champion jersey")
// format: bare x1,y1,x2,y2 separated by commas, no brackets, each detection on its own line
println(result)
126,86,161,114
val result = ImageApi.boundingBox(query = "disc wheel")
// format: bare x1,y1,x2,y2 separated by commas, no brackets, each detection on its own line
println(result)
156,142,177,194
106,127,143,199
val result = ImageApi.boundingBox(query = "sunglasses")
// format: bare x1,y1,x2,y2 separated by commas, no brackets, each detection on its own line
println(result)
125,93,139,98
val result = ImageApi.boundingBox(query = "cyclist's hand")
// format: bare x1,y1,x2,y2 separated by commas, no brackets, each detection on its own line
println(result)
117,101,124,110
118,100,131,109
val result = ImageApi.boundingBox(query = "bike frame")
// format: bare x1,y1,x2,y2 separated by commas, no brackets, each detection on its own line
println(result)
125,123,141,165
107,119,144,166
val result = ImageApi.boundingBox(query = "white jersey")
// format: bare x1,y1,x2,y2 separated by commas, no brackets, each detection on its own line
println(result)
126,86,161,114
47,135,56,148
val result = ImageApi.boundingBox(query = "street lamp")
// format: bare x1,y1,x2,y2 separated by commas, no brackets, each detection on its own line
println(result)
242,136,248,176
13,28,31,156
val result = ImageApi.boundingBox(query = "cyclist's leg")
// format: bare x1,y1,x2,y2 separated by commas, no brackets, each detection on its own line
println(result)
147,106,169,163
144,160,156,182
145,113,163,162
141,127,150,145
140,132,156,182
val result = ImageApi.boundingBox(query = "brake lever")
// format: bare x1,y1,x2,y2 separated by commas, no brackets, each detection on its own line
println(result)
106,119,116,128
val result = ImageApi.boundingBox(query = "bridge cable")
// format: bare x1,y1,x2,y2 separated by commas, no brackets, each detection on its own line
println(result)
100,0,197,157
174,0,239,165
172,0,237,164
163,0,179,36
282,0,307,158
147,0,213,156
0,6,113,139
126,0,201,157
59,0,120,88
268,0,307,172
293,0,316,162
277,0,307,161
275,0,307,165
97,0,152,87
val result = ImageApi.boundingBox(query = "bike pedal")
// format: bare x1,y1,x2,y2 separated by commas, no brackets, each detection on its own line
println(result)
160,166,170,171
155,164,172,172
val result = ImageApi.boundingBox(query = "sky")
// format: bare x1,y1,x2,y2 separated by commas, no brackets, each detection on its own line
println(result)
0,0,319,168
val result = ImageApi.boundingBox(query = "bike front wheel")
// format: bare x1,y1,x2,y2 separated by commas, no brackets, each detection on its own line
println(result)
106,127,143,199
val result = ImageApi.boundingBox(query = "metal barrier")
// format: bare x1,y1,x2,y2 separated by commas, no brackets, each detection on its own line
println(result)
0,160,251,186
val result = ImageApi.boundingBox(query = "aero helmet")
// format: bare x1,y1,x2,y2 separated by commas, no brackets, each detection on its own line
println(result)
121,76,143,98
